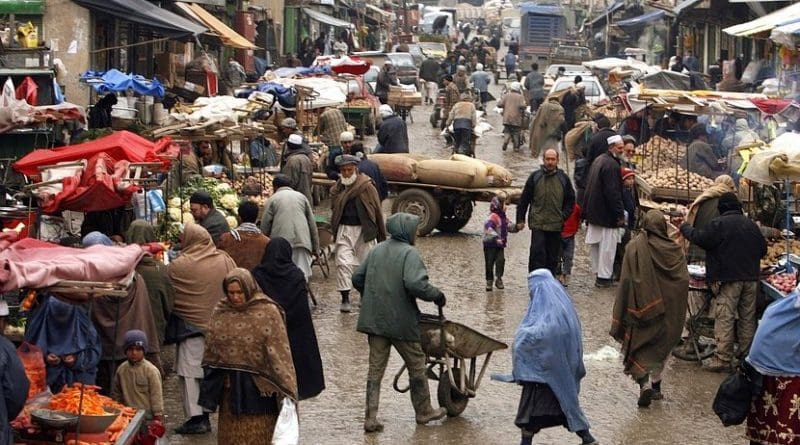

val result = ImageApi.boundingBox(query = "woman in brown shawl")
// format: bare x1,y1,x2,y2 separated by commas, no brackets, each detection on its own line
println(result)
610,210,688,408
125,220,174,346
168,222,236,434
683,174,735,262
200,268,297,444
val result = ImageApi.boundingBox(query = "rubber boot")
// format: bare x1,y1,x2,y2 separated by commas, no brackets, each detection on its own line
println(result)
409,377,447,425
340,290,352,313
364,380,384,433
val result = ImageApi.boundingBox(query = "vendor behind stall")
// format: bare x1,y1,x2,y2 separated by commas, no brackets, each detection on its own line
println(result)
25,296,101,393
682,124,724,179
190,191,231,245
197,140,235,178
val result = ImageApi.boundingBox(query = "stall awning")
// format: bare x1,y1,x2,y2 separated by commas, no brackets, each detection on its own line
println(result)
302,7,351,28
673,0,703,16
723,3,800,36
366,4,390,18
72,0,206,38
770,18,800,46
175,2,258,49
0,0,43,14
614,10,667,29
588,1,624,27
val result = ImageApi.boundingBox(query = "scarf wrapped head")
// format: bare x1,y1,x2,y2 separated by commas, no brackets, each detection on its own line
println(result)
747,290,800,376
126,220,157,244
686,175,735,226
204,268,298,401
25,295,98,357
511,269,589,432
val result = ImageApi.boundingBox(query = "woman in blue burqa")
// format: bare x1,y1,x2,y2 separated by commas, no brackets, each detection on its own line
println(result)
497,269,598,445
24,295,101,392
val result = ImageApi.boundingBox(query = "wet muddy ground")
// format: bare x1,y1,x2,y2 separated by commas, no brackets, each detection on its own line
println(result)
163,80,746,444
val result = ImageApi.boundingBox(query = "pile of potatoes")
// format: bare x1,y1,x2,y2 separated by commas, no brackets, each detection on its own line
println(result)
761,240,800,269
637,136,688,171
638,167,714,191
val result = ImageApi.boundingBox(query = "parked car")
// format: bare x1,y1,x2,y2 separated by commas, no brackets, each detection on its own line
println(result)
392,44,424,67
549,75,608,105
353,51,419,88
543,64,591,89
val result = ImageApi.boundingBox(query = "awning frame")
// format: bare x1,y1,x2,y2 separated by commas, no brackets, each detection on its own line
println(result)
588,1,624,27
723,2,800,37
175,2,259,49
72,0,206,39
302,7,352,28
614,10,668,29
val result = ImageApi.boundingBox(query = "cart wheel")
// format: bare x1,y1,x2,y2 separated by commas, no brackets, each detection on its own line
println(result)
391,188,441,236
436,197,473,233
437,369,469,417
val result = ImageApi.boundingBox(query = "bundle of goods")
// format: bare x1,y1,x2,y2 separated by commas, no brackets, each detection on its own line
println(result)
370,153,513,187
387,85,422,106
638,167,715,192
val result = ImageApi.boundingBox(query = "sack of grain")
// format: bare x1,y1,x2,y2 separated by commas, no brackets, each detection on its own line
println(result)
450,154,513,187
449,154,490,187
370,153,418,182
417,159,478,188
565,121,594,161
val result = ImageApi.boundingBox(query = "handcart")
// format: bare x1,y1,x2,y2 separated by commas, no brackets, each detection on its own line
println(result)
392,308,507,416
672,264,716,362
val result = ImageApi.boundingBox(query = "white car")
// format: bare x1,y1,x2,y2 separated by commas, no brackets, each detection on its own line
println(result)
543,64,590,89
549,75,608,105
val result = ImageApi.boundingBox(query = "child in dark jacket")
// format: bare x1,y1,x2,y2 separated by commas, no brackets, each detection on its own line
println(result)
560,203,581,287
484,195,513,291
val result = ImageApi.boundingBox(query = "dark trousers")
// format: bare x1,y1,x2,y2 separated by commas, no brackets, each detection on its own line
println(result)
453,128,473,155
612,229,631,280
529,97,543,113
529,229,562,274
484,247,505,281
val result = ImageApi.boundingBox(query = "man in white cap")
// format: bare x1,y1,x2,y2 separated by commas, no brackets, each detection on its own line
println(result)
582,133,626,288
375,60,399,104
330,154,386,312
376,105,409,154
469,63,492,107
454,65,469,93
326,130,356,179
280,133,315,204
497,81,527,151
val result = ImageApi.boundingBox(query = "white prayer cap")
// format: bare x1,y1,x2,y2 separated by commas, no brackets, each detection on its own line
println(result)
288,134,303,145
607,134,623,146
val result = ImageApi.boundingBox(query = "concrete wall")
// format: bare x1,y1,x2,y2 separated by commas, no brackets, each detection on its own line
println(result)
43,0,91,107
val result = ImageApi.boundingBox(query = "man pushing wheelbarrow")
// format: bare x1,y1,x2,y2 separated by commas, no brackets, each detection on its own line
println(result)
352,212,447,433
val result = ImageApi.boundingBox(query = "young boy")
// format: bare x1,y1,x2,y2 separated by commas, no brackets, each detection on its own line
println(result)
484,195,511,291
560,203,581,287
111,330,164,421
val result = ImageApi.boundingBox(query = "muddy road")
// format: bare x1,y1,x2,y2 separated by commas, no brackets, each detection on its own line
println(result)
163,79,745,445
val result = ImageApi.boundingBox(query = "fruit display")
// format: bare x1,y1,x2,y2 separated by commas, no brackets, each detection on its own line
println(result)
766,272,797,294
638,167,715,191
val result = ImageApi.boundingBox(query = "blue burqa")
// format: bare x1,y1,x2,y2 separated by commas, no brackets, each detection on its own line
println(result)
495,269,590,432
747,290,800,377
24,296,101,392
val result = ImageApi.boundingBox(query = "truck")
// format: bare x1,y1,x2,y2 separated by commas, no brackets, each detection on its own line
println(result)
518,3,566,73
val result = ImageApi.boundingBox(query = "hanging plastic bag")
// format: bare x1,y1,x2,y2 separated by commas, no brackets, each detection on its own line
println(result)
17,342,47,398
271,398,299,445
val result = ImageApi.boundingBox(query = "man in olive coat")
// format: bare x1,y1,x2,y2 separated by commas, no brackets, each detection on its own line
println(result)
353,213,446,433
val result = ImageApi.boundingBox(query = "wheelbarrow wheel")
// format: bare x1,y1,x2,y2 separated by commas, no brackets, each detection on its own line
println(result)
437,369,469,417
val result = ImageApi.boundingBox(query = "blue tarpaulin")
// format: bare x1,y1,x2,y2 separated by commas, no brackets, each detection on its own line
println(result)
81,70,165,97
588,1,624,27
519,3,563,16
615,10,666,29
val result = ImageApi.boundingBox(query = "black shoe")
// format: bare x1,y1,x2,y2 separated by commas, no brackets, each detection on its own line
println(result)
638,387,654,408
595,278,615,288
175,417,211,435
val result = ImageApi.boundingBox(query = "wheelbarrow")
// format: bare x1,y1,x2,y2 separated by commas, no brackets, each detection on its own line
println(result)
392,307,507,417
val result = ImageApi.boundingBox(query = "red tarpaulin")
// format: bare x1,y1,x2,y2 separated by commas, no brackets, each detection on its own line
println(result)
13,130,176,177
750,98,794,116
38,152,138,214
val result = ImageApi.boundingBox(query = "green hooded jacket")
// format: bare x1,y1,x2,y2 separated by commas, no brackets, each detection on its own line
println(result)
353,213,442,342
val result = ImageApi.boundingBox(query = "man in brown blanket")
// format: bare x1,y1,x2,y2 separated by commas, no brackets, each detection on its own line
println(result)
529,96,565,158
610,210,688,408
218,201,270,270
330,154,386,313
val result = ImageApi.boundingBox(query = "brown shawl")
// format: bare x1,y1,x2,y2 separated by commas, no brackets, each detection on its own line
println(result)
203,268,298,401
330,173,387,242
168,222,236,331
91,273,161,360
529,99,565,157
686,174,735,226
610,210,688,380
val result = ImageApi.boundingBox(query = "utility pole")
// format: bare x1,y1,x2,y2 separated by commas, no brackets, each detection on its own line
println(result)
604,0,610,55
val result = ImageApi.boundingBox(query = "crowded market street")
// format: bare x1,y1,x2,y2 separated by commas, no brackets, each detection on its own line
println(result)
160,80,745,445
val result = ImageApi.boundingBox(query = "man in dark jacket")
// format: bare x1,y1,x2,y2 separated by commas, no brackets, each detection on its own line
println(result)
679,193,767,372
351,143,389,201
353,213,446,433
189,191,230,245
0,332,27,444
523,63,544,112
584,115,616,166
376,105,409,153
419,56,441,106
583,134,626,287
375,61,399,104
516,148,575,275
